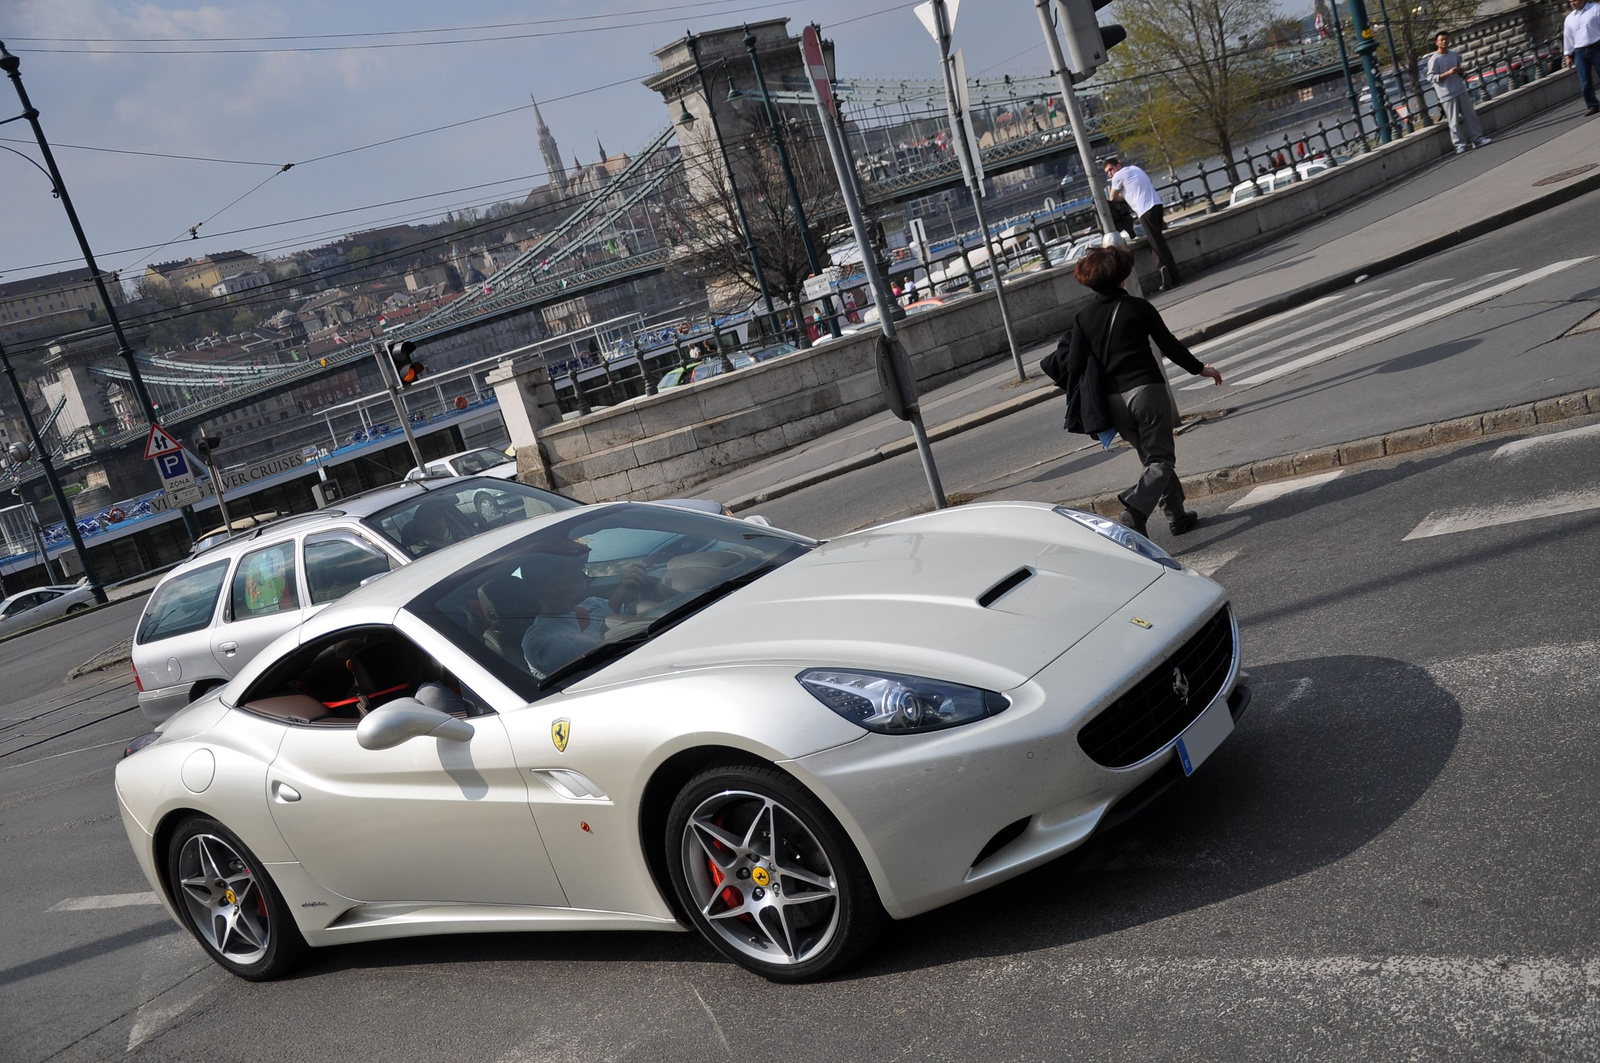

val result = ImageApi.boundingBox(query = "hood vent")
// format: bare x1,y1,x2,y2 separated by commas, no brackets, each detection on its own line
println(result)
977,566,1035,608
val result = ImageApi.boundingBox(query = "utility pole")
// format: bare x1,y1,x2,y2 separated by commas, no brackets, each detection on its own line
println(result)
802,25,946,509
0,39,202,543
918,0,1027,382
742,25,841,340
1034,0,1119,239
0,338,105,602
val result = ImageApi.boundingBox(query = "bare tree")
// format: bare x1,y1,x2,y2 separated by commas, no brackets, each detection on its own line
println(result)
1109,0,1289,185
663,115,844,317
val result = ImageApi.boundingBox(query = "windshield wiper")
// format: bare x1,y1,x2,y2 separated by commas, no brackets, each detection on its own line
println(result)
535,562,782,693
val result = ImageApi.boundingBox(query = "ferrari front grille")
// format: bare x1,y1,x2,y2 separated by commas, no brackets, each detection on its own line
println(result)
1077,607,1235,769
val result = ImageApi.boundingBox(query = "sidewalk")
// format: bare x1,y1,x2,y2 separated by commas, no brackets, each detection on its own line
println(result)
695,99,1600,512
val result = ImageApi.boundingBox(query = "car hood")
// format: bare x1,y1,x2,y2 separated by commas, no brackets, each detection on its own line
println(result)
577,503,1167,693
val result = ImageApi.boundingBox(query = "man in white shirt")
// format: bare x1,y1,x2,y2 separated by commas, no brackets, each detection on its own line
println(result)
1426,31,1491,154
1102,155,1181,291
1564,0,1600,115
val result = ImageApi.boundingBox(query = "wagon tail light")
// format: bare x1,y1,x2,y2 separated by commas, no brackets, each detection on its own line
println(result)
132,662,144,692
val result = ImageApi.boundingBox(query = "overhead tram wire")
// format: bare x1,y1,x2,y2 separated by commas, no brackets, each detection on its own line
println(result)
6,0,767,43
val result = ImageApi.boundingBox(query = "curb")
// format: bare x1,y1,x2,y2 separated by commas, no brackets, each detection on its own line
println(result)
726,382,1063,511
1175,163,1600,346
721,166,1600,514
1059,388,1600,517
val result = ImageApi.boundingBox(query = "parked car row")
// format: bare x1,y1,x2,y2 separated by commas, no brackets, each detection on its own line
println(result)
1227,157,1334,208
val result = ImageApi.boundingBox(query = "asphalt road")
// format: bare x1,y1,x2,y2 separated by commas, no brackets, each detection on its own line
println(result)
2,413,1596,1061
742,191,1600,540
0,596,147,709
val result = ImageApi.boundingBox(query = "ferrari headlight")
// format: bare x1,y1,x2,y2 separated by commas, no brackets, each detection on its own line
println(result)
798,669,1009,734
1053,506,1182,570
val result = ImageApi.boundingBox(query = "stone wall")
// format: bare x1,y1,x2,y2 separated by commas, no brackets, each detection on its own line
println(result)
503,67,1577,504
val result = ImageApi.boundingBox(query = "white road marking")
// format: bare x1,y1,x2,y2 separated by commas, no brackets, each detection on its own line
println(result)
1232,258,1595,388
1188,291,1354,356
1183,273,1514,389
49,892,161,911
1179,545,1241,577
1227,470,1345,511
1402,486,1600,540
127,934,214,1053
1494,422,1600,459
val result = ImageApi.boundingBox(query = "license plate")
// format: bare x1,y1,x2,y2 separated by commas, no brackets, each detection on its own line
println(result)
1174,695,1235,776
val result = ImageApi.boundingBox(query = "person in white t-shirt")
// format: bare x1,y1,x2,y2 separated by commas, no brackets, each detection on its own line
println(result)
1564,0,1600,115
1102,156,1181,291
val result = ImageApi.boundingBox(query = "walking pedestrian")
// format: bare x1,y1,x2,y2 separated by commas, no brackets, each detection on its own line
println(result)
1101,155,1183,291
1563,0,1600,115
1063,247,1223,537
1426,31,1492,153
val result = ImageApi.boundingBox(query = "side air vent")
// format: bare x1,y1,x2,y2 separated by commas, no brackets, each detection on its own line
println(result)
978,566,1035,608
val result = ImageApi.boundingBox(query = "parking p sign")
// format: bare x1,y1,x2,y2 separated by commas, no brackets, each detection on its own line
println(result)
155,450,205,507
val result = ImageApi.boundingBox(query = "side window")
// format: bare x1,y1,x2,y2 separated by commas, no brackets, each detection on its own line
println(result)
137,560,229,643
239,626,495,726
229,541,300,622
304,531,394,605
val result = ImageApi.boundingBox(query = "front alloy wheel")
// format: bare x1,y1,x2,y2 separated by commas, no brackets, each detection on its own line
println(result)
666,764,884,981
167,817,306,980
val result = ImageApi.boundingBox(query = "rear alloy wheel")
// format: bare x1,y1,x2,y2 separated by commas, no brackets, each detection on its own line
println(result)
665,763,885,981
66,603,90,614
167,817,307,980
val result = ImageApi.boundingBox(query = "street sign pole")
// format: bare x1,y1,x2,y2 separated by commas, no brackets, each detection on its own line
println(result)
802,24,946,509
918,0,1027,383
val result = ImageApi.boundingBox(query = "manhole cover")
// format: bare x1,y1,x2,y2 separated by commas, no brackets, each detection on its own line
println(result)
1532,163,1598,187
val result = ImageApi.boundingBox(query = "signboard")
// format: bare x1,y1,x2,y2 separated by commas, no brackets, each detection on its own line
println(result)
143,424,181,460
802,266,842,301
800,26,838,118
217,451,308,493
154,450,205,507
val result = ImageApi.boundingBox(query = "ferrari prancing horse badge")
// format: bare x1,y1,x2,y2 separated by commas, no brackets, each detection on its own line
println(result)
551,719,570,753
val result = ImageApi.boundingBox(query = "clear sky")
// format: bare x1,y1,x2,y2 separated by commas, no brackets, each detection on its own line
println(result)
0,0,1110,288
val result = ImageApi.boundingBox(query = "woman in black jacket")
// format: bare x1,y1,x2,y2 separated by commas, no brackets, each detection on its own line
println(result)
1065,246,1222,536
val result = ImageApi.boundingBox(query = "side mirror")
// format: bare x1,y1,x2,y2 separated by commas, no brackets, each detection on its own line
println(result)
356,698,474,750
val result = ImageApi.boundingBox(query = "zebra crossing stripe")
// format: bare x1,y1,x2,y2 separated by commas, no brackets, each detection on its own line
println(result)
1403,487,1600,540
1188,291,1350,356
1181,273,1515,390
1493,423,1600,459
1231,259,1594,389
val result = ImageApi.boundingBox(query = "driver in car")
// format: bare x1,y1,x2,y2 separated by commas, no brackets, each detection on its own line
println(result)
519,545,646,679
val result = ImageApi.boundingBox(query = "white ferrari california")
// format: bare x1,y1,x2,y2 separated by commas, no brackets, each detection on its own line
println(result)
116,500,1248,982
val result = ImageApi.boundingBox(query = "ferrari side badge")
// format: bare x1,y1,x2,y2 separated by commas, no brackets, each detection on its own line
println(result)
551,719,570,753
1129,617,1153,629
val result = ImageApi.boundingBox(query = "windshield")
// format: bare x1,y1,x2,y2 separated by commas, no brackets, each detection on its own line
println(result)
364,478,583,559
408,505,814,700
453,449,510,475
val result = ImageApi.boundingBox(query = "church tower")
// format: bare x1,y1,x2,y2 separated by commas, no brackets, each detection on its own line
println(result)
531,95,567,195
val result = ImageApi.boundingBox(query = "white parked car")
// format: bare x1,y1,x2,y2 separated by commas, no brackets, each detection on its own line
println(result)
407,447,518,481
0,581,97,634
117,501,1249,983
1228,159,1334,207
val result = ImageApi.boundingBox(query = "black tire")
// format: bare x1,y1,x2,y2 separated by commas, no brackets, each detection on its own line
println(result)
665,762,886,982
166,816,308,981
66,603,90,615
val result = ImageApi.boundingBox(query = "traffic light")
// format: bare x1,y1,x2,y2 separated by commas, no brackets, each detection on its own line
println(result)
191,433,222,461
385,339,425,387
1055,0,1125,82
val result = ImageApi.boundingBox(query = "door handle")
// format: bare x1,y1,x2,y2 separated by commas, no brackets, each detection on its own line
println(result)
272,781,301,803
219,642,238,656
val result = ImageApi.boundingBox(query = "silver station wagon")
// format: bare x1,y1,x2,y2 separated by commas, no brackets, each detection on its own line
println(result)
132,477,581,724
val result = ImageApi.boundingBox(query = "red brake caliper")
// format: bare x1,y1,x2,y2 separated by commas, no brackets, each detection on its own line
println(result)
708,816,742,910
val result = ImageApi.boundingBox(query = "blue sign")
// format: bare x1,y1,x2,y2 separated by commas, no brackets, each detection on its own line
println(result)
156,451,190,480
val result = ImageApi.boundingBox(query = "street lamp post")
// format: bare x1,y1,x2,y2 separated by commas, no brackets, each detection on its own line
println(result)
0,39,201,542
741,24,841,340
0,338,105,602
1343,0,1396,142
1328,0,1369,141
682,32,778,332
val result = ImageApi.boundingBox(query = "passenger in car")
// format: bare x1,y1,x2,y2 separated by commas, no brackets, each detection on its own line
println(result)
518,549,645,679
